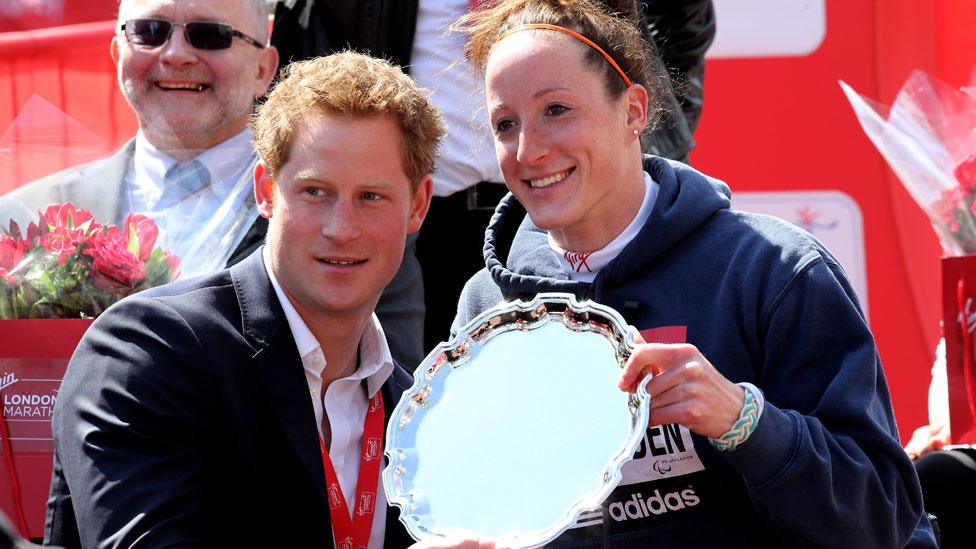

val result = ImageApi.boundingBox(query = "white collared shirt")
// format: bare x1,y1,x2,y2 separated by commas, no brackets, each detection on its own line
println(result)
264,254,394,549
549,172,659,282
127,128,253,212
410,0,504,196
124,129,255,264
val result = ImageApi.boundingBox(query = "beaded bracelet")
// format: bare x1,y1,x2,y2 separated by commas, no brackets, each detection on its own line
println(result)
709,383,764,452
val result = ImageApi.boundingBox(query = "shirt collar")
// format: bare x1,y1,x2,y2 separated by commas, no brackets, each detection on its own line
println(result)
263,249,394,397
134,128,254,196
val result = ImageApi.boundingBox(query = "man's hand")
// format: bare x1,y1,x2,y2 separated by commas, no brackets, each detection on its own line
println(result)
904,423,949,461
618,337,744,440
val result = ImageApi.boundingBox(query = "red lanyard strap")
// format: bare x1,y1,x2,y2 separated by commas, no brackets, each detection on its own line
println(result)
318,393,385,549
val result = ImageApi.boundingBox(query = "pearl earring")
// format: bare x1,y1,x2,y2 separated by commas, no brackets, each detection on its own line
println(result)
632,129,639,135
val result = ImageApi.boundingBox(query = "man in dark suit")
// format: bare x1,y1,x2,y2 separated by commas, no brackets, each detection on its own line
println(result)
45,51,445,548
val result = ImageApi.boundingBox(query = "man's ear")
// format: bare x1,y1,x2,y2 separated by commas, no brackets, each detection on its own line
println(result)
254,46,280,100
407,176,434,234
110,35,121,66
254,162,275,219
624,83,649,141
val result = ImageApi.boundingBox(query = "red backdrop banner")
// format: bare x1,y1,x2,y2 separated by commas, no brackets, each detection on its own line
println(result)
693,0,976,441
0,319,92,539
0,0,117,33
0,20,136,195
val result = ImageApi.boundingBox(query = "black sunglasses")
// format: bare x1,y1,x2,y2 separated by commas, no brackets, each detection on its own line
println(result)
120,19,264,51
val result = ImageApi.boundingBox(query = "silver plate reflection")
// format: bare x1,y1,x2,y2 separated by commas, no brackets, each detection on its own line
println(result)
383,293,650,548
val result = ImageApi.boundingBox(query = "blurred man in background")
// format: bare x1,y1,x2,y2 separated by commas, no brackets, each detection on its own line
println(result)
0,0,278,269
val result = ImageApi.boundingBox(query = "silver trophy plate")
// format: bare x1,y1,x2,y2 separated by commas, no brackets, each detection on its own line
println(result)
383,293,650,548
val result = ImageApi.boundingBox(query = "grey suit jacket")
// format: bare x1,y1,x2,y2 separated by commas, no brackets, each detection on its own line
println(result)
0,141,133,230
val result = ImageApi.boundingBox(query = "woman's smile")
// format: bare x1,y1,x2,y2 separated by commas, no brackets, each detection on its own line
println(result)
525,167,575,188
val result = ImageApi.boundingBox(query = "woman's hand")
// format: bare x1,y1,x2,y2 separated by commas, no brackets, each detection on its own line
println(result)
618,338,744,440
904,423,949,461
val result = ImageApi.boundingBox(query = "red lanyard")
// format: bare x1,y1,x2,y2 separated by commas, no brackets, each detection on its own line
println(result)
318,392,385,549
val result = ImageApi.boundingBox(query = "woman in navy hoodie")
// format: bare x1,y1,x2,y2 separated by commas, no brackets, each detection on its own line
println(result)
451,1,936,547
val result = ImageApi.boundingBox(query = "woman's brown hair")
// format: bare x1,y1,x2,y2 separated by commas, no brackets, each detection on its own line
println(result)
455,0,670,131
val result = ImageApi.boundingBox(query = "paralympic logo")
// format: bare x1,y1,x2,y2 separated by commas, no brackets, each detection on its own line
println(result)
652,459,672,475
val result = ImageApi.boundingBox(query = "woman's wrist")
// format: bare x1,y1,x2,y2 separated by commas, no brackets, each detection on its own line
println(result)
709,382,765,452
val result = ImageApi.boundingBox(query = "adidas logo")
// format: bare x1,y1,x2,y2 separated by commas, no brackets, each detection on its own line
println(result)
608,488,700,521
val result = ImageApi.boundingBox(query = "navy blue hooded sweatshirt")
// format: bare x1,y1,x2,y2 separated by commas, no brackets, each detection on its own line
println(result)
454,156,935,548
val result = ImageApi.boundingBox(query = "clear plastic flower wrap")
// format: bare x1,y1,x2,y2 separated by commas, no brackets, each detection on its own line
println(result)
842,70,976,256
0,98,259,318
845,71,976,443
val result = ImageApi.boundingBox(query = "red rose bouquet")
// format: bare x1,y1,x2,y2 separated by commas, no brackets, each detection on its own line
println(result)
842,71,976,256
0,202,179,318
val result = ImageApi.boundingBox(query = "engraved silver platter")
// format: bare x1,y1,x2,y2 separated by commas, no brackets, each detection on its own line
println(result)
383,293,650,548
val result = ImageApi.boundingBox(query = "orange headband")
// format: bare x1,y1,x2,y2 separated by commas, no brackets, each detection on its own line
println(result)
497,23,633,88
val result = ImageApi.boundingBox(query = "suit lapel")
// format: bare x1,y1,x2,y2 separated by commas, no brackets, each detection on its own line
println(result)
65,140,132,224
230,249,331,512
232,250,421,544
227,216,267,268
255,331,330,509
382,363,414,425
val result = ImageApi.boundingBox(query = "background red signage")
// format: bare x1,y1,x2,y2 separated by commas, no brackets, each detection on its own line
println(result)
693,0,976,440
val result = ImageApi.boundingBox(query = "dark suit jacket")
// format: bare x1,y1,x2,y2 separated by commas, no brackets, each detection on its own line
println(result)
45,249,415,548
0,140,266,268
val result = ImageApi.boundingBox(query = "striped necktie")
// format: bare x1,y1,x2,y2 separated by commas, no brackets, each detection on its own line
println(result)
157,159,210,209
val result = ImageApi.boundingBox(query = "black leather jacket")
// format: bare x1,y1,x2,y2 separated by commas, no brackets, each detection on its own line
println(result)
271,0,419,71
270,0,715,161
637,0,715,160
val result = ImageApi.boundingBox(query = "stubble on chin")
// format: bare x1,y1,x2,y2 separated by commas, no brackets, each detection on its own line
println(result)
124,82,238,155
